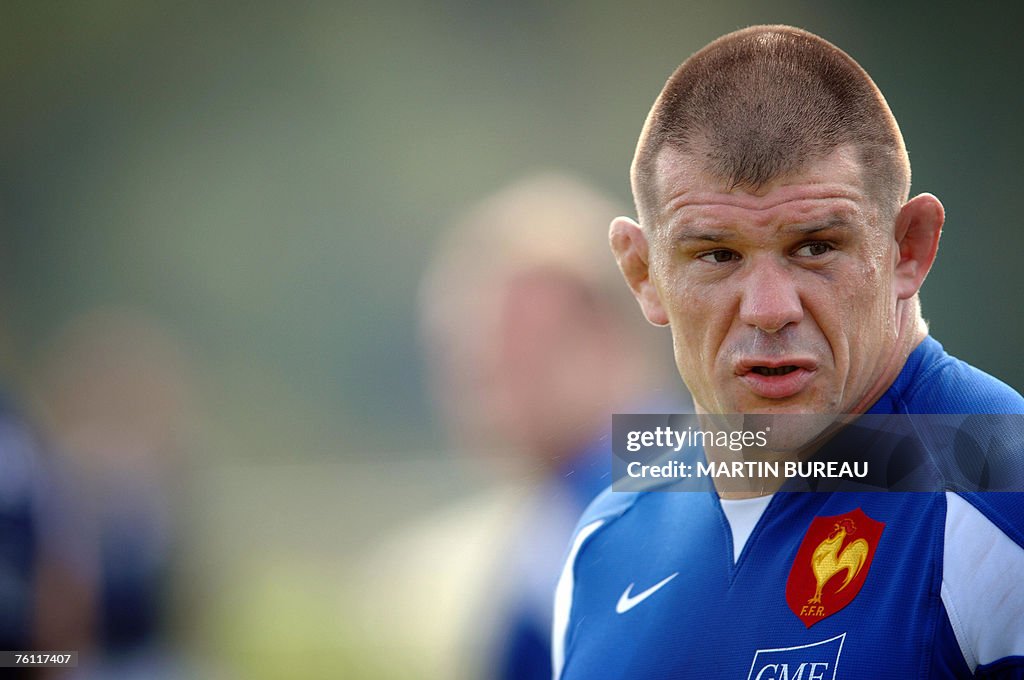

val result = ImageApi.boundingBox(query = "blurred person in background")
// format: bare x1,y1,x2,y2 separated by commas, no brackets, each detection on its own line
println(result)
351,173,687,679
30,309,195,679
0,390,53,666
0,319,94,678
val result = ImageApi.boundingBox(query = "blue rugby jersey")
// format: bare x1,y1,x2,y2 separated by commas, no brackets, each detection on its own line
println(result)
553,337,1024,679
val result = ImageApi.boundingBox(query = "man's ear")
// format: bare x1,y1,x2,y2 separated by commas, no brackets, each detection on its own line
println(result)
893,193,944,300
609,216,669,326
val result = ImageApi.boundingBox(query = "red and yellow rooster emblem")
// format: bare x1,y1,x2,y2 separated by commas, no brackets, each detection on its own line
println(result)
786,508,884,627
808,518,869,604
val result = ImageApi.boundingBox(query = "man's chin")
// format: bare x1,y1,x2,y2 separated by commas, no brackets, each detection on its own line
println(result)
719,393,834,416
700,391,844,453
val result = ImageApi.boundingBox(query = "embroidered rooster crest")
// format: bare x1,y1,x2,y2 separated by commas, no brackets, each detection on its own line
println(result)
808,519,868,604
786,508,885,627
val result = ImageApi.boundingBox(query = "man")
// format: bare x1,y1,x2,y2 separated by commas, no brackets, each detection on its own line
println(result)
553,26,1023,679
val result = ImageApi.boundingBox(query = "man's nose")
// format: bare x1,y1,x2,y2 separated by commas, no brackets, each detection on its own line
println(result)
738,258,804,333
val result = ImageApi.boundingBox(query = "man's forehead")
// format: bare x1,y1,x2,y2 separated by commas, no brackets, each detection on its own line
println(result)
650,144,868,227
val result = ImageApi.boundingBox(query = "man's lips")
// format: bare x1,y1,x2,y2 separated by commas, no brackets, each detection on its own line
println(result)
735,358,818,399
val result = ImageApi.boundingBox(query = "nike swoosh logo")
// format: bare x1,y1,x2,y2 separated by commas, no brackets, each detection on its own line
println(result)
615,572,679,614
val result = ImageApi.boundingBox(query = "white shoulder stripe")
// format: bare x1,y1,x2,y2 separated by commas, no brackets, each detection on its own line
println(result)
552,520,605,680
942,492,1024,671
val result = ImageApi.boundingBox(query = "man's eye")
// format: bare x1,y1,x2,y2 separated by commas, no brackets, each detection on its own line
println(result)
794,242,833,257
698,249,739,263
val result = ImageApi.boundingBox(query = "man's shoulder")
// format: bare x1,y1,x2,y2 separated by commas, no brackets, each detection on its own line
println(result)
951,491,1024,550
567,486,682,546
571,486,642,536
567,486,718,555
942,491,1024,672
899,336,1024,414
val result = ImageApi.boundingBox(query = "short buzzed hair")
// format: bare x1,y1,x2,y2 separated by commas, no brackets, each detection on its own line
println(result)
632,25,910,226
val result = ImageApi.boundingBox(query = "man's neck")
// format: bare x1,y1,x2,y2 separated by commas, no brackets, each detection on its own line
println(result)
848,300,926,415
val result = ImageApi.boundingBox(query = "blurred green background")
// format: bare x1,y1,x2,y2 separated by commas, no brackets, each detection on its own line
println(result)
0,1,1020,676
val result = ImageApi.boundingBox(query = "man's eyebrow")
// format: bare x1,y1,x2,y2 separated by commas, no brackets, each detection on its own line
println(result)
672,229,730,243
672,216,851,243
785,216,851,235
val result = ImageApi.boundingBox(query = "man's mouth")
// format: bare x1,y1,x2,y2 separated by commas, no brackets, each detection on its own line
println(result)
750,365,799,377
736,359,817,399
